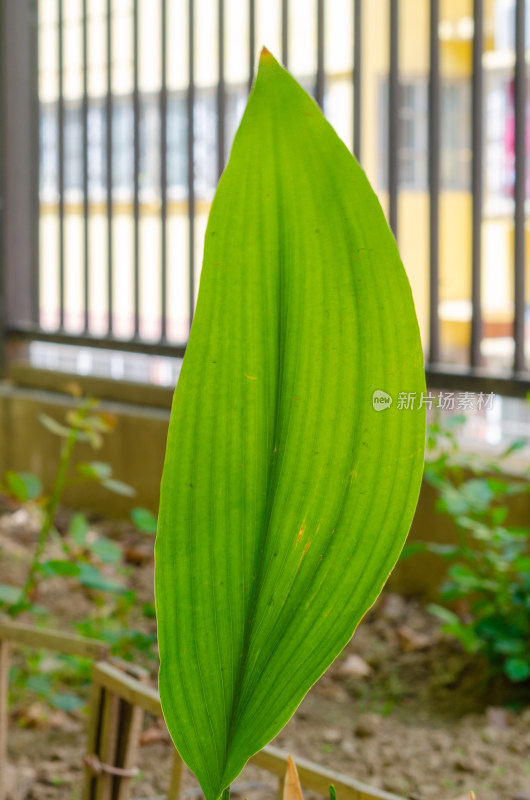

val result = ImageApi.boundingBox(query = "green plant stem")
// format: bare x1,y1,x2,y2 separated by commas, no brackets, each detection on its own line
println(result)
221,787,230,800
12,403,90,615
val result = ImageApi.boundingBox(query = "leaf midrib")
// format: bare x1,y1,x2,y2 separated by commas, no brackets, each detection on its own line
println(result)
220,90,301,785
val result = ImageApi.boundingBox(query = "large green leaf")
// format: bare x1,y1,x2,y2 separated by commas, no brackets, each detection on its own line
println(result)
155,49,425,800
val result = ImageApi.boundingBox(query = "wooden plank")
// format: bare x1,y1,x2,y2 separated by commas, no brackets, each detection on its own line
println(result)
85,661,151,800
0,620,109,659
250,746,405,800
94,688,120,800
111,659,148,683
167,750,184,800
82,680,104,800
114,664,149,800
0,640,10,800
90,664,407,800
0,627,406,800
92,662,162,717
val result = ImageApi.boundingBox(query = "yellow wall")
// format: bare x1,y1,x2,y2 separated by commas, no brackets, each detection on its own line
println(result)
398,194,430,344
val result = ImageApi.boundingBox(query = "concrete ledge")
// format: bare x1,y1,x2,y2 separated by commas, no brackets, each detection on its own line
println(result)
1,369,529,598
8,362,174,410
0,381,169,516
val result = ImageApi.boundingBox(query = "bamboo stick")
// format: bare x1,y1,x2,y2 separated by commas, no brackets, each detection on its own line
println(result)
92,662,161,717
82,680,104,800
94,688,120,800
0,640,10,800
167,750,184,800
115,664,149,800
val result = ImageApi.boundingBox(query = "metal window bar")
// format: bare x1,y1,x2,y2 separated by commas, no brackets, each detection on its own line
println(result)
217,0,225,179
388,0,399,238
0,0,5,374
106,0,114,336
160,0,168,340
281,0,288,69
82,0,89,333
30,0,40,326
133,0,140,338
514,0,526,373
1,0,40,355
470,0,484,368
248,0,255,94
315,0,324,108
353,0,362,162
428,0,440,364
188,0,196,330
57,0,65,329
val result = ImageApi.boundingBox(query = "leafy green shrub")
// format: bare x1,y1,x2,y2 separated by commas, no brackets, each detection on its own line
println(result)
8,650,91,716
409,412,530,683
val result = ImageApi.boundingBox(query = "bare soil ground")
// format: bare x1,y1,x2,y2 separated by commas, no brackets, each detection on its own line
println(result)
1,507,529,800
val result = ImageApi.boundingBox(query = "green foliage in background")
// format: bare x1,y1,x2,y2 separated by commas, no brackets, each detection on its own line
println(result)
0,393,135,615
156,50,425,800
0,390,159,711
406,413,530,683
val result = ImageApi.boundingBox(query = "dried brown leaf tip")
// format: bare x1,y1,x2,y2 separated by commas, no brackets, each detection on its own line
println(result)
469,793,476,800
283,755,304,800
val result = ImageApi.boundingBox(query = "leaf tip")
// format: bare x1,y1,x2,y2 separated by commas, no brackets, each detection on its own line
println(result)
284,755,304,800
258,46,281,71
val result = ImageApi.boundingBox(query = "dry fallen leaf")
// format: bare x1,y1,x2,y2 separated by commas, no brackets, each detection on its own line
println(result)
379,592,407,620
335,654,372,679
486,706,515,729
140,723,171,745
123,542,153,565
14,702,51,729
4,762,36,800
397,624,433,652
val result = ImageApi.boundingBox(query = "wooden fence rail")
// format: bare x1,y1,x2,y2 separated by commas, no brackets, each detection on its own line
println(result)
0,620,406,800
89,661,404,800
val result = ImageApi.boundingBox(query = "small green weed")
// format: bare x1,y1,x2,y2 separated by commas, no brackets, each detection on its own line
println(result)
0,387,159,710
404,412,530,684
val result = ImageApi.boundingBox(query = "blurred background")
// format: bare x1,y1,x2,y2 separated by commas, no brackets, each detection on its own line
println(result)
1,8,530,798
1,0,530,453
